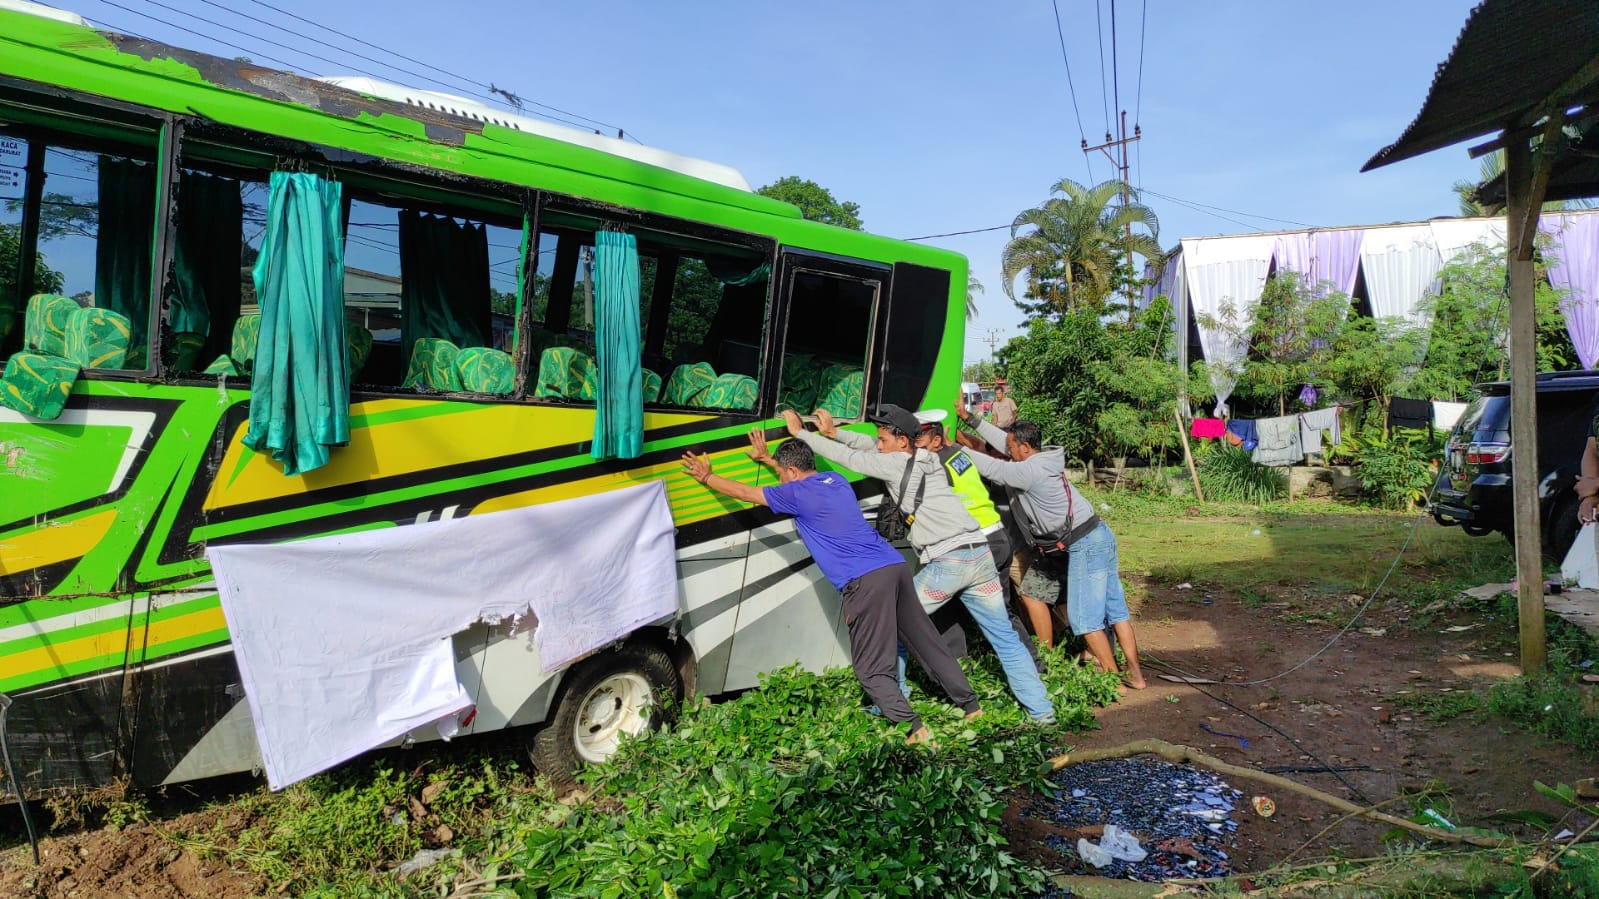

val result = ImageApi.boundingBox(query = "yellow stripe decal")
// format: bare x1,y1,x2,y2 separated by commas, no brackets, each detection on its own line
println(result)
474,448,765,523
0,509,117,576
205,405,704,511
0,605,226,683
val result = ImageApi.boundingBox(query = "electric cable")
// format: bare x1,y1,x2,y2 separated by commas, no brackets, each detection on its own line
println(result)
1138,657,1375,804
1093,0,1111,137
140,0,371,81
88,0,311,74
1140,187,1312,229
237,0,635,139
903,223,1012,241
1048,0,1095,185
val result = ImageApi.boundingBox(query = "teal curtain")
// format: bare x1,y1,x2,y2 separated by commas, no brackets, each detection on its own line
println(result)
398,210,490,359
170,171,244,368
592,229,642,460
705,257,770,286
242,171,349,477
94,157,156,357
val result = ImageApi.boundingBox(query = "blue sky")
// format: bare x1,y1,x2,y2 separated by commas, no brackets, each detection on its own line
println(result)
64,0,1485,362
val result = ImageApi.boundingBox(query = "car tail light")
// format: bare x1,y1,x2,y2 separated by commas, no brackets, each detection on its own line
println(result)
1465,443,1509,464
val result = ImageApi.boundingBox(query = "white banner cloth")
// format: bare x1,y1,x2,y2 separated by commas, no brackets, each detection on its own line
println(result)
1181,234,1277,416
1428,218,1505,265
206,480,679,789
1359,224,1443,324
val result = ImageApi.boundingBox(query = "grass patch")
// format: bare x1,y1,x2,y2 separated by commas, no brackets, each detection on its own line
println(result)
167,645,1118,897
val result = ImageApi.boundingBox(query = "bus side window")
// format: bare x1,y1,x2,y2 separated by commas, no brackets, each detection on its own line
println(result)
778,269,877,420
342,199,522,395
163,169,264,376
1,137,158,371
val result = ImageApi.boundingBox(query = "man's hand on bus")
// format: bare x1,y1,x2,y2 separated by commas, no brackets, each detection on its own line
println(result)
747,427,773,464
781,409,806,437
812,408,838,438
681,451,713,484
955,396,970,419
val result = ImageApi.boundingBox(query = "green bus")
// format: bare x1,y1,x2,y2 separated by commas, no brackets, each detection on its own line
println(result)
0,3,967,791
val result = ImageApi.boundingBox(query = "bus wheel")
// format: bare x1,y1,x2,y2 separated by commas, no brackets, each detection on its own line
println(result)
529,644,680,783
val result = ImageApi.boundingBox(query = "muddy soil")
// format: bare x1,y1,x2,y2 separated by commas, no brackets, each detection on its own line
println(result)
1002,573,1599,881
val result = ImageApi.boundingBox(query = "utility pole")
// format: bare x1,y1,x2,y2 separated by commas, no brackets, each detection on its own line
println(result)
1083,112,1142,320
984,328,1001,362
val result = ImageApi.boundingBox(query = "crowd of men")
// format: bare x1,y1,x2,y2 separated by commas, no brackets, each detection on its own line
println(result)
680,394,1145,743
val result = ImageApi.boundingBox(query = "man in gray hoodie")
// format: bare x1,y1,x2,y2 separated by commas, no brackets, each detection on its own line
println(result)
955,403,1146,689
783,406,1055,723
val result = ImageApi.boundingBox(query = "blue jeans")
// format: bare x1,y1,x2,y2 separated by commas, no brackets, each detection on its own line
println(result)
1066,522,1131,636
900,545,1055,722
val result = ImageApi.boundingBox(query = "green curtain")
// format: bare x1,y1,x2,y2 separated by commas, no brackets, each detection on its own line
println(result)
242,171,349,477
398,210,490,360
170,171,244,369
705,257,770,286
592,229,642,460
94,157,156,359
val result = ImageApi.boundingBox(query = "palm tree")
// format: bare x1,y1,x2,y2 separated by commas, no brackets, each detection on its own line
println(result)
966,273,983,320
1000,178,1163,316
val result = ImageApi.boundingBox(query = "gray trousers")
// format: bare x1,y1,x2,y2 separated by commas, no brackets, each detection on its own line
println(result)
843,563,980,730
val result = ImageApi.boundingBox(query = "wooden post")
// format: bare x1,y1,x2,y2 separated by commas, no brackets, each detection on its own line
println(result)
1175,409,1204,502
1505,137,1546,673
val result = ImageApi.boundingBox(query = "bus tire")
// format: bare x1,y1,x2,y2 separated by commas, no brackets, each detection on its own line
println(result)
528,643,680,784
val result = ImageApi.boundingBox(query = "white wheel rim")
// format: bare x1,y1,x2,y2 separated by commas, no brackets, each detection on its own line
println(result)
573,672,654,764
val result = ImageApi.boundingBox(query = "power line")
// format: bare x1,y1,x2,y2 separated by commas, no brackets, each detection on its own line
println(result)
237,0,634,139
1110,0,1121,149
89,0,311,74
1093,0,1111,139
1140,187,1312,228
902,223,1011,241
140,0,365,80
1144,191,1261,232
1135,0,1148,126
1048,0,1094,185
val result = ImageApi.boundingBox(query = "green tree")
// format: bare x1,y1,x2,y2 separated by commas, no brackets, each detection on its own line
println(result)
1001,296,1180,464
755,177,863,230
962,359,997,383
966,273,982,321
0,222,67,343
1000,178,1163,318
1202,272,1351,416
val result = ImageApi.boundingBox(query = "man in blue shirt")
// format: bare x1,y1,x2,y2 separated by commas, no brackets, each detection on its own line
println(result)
681,430,981,744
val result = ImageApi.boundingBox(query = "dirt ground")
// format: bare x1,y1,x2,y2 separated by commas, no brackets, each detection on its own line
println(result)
1002,571,1599,881
0,568,1594,896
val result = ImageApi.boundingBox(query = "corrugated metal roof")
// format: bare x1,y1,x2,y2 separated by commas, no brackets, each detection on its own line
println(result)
1363,0,1599,172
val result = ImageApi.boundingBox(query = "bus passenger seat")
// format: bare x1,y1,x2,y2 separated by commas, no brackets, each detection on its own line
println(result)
702,373,757,411
0,352,80,420
347,322,373,382
23,293,77,358
779,353,824,413
642,368,661,404
402,338,465,392
203,313,263,377
662,362,716,406
64,306,133,370
817,365,864,419
534,346,595,401
456,346,514,394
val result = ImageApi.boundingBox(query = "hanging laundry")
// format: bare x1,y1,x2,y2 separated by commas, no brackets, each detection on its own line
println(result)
1226,419,1258,451
1299,406,1342,457
1298,384,1319,408
1190,418,1226,439
1388,397,1434,431
1251,416,1304,467
1432,400,1468,432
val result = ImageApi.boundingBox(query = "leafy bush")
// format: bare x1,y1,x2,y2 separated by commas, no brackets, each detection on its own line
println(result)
1355,431,1436,509
511,658,1117,898
1198,444,1285,504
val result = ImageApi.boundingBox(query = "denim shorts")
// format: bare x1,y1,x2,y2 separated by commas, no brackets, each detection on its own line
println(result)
1065,522,1131,635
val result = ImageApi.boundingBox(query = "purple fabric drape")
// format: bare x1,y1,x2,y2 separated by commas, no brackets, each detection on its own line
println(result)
1272,229,1364,296
1540,213,1599,369
1143,257,1179,309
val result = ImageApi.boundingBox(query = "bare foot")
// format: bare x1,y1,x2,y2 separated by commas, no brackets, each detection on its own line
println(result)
906,726,937,748
1122,676,1147,690
965,708,985,721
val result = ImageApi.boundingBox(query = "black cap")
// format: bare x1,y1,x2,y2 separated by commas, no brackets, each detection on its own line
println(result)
867,403,922,437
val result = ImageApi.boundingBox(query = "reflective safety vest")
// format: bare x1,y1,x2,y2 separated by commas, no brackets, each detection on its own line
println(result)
936,445,1001,530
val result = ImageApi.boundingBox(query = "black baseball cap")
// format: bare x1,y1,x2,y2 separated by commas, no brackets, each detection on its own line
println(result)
867,403,922,437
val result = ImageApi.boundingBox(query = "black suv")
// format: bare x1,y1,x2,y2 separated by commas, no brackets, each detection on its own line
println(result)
1430,370,1599,560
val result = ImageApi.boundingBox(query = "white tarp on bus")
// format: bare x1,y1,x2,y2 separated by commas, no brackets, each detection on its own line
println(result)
207,480,678,789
